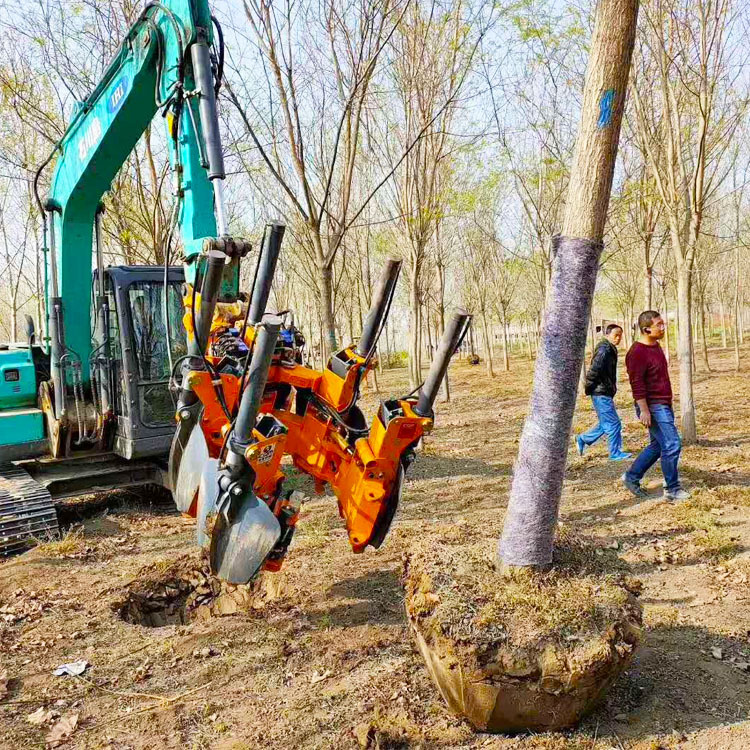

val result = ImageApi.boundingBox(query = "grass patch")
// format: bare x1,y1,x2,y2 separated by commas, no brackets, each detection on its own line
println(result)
405,526,640,650
34,528,86,557
671,503,740,560
709,485,750,507
294,509,334,550
644,604,680,628
679,485,750,512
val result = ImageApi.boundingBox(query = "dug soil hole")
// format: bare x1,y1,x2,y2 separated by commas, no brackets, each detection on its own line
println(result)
114,551,262,627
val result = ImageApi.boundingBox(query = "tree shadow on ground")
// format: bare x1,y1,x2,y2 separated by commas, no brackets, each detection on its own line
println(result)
681,465,750,487
318,569,405,628
586,624,750,741
408,455,510,480
562,493,652,524
626,545,749,575
698,434,750,448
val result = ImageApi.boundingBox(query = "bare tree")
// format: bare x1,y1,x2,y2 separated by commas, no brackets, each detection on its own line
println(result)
386,0,476,388
631,0,745,443
225,0,408,357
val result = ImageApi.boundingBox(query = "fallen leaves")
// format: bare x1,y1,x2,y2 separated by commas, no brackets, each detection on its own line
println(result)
310,668,333,684
133,659,152,682
27,707,57,725
0,669,7,701
46,713,78,747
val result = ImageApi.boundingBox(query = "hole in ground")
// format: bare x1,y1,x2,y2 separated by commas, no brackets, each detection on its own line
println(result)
114,552,260,627
57,484,177,527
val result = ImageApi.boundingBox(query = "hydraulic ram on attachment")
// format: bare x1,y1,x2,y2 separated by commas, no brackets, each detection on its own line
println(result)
224,317,283,484
248,222,285,324
414,309,472,417
356,258,401,358
203,316,285,584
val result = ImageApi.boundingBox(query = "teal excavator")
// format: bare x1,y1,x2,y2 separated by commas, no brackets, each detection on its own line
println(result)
0,1,244,553
0,0,469,578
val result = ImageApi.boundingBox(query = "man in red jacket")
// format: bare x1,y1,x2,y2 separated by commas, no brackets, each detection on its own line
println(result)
622,310,690,501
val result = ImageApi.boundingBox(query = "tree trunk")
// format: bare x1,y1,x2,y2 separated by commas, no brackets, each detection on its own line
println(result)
317,317,325,371
677,266,697,444
11,300,18,343
385,323,392,369
409,274,421,389
524,321,532,360
499,0,639,569
318,262,337,359
502,312,510,371
735,245,741,371
740,308,745,344
700,297,710,372
436,261,451,401
645,266,653,309
426,301,434,361
719,296,728,348
662,286,671,363
482,311,495,377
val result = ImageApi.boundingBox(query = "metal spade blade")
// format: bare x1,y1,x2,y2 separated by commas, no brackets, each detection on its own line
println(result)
173,424,209,514
209,490,281,584
195,458,220,548
369,462,405,549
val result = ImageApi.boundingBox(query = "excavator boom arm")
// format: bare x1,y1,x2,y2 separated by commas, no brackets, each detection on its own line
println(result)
44,1,220,376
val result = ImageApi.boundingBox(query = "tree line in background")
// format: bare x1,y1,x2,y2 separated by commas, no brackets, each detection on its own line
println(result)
1,0,749,445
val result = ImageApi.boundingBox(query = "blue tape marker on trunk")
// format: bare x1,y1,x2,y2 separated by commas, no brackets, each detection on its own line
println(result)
598,88,615,129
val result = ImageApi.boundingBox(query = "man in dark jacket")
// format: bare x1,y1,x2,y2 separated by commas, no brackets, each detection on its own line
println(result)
575,324,632,461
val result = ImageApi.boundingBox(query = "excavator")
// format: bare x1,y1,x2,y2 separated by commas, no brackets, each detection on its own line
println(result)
0,0,470,582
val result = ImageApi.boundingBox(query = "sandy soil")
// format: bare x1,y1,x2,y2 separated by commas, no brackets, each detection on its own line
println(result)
1,345,750,749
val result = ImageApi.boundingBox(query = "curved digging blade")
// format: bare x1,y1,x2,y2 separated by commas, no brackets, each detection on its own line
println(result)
369,462,405,549
173,425,209,514
196,458,220,549
209,491,281,584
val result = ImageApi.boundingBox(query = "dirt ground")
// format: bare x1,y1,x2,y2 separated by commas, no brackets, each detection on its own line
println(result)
2,344,750,750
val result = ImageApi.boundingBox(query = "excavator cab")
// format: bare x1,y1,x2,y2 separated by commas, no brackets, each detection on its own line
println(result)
100,266,185,460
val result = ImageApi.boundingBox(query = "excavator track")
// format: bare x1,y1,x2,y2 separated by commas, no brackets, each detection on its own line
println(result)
0,463,59,556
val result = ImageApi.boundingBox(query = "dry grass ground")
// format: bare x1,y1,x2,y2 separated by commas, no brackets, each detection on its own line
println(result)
2,344,750,749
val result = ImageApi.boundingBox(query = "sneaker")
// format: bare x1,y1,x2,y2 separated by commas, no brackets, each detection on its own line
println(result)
610,452,633,462
576,435,585,456
622,473,648,498
664,487,691,502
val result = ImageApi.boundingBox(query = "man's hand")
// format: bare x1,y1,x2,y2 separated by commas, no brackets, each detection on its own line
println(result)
636,399,651,427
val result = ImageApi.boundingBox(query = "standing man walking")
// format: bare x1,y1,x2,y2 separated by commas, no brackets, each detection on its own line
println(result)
576,324,632,461
622,310,690,501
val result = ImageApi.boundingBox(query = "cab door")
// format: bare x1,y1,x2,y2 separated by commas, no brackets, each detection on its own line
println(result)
106,266,185,459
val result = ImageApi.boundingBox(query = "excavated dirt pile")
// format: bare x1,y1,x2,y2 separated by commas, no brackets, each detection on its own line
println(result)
403,528,643,733
114,551,262,627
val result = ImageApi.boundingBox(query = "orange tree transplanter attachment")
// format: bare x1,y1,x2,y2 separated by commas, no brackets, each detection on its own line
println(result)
178,222,471,582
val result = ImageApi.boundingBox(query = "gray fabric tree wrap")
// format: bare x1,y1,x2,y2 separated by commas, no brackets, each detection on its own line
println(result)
498,235,604,567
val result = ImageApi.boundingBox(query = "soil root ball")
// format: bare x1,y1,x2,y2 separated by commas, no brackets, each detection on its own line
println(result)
112,551,265,627
403,534,643,733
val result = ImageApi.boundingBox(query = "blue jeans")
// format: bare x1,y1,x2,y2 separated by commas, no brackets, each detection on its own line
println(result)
580,395,624,458
625,403,681,491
